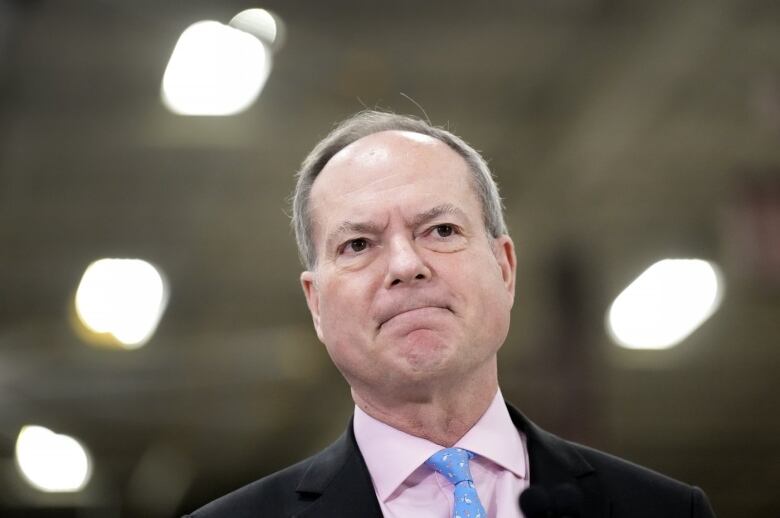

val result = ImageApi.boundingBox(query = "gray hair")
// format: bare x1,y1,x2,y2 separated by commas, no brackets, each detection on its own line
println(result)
291,110,508,269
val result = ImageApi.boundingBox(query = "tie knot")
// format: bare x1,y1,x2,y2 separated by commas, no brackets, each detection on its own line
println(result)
425,447,476,485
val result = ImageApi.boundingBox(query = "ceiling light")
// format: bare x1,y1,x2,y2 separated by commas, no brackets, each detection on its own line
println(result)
15,425,92,493
75,258,168,349
161,20,272,116
607,259,724,350
229,8,285,52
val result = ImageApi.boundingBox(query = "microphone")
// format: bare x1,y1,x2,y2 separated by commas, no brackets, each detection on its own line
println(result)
519,484,583,518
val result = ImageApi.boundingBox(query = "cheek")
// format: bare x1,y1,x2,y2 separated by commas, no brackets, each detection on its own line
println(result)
462,254,512,320
318,291,349,335
317,279,372,340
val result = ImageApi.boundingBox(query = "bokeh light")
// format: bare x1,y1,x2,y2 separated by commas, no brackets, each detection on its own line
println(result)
607,259,724,350
75,258,168,349
15,425,92,493
229,8,285,52
161,20,272,116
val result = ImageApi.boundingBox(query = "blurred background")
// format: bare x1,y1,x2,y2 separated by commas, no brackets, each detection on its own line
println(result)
1,0,779,516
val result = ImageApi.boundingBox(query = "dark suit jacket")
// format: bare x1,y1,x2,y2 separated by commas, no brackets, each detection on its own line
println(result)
186,405,716,517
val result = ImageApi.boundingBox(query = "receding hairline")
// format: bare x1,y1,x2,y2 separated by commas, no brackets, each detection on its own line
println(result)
316,128,451,173
306,130,480,257
292,109,508,270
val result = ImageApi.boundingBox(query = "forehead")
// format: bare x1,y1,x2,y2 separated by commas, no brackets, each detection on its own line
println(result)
311,130,475,204
306,130,482,250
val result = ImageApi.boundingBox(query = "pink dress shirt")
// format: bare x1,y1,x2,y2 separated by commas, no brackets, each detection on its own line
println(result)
353,389,529,518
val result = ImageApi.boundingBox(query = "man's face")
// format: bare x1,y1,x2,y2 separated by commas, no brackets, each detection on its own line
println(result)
300,130,516,396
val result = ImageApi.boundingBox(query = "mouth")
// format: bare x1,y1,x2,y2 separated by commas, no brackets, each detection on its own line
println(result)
378,305,452,329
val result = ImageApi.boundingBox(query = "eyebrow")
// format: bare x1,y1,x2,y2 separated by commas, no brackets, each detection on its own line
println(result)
409,203,465,227
325,203,466,252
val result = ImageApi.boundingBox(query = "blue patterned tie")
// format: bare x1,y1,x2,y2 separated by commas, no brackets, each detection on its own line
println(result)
426,447,487,518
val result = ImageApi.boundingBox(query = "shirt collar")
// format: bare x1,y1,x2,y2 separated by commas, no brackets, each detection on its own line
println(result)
353,388,528,502
455,389,527,479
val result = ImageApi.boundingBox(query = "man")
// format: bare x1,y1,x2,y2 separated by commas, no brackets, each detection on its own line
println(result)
186,111,716,517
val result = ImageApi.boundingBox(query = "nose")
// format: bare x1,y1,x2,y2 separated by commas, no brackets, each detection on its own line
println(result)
384,236,431,288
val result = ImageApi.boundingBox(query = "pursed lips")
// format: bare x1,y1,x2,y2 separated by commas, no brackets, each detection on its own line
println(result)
377,302,452,329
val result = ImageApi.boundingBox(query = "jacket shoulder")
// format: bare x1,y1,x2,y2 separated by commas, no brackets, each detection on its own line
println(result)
184,457,311,518
184,437,344,518
508,405,715,517
577,441,691,489
568,440,715,517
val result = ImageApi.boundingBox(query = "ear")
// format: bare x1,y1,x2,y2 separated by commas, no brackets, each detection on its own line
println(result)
493,235,517,306
300,270,324,340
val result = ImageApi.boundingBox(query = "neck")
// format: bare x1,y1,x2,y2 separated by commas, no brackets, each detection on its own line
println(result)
351,362,499,447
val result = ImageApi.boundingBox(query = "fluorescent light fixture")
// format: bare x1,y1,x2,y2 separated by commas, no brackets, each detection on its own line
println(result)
15,425,92,493
607,259,724,350
161,20,271,116
75,258,168,349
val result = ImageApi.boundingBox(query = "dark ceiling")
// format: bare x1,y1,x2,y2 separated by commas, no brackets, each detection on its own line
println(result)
1,0,779,516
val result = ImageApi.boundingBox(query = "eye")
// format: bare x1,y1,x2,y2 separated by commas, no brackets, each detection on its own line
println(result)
432,224,455,238
338,238,370,256
349,238,368,252
421,223,467,253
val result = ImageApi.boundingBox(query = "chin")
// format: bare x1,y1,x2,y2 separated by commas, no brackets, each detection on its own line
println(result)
396,348,457,381
396,328,450,355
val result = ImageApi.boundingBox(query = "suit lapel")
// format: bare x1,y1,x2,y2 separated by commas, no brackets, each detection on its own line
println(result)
507,405,611,518
293,419,383,518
